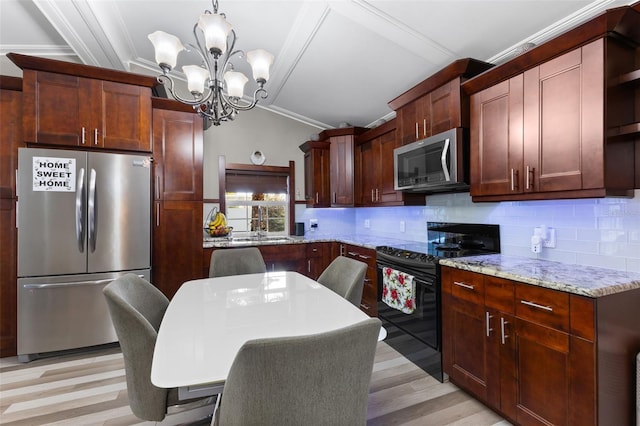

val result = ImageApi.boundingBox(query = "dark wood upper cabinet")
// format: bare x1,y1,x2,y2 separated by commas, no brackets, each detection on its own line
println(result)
464,6,640,201
299,140,331,207
8,53,156,153
388,58,494,147
354,119,424,207
152,99,203,201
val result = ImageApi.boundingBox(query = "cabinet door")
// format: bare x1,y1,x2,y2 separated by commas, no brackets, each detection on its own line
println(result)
430,80,460,135
303,148,330,207
0,199,17,356
22,70,91,146
514,318,571,426
1,87,23,199
97,81,152,152
357,140,377,205
152,201,203,299
470,75,524,196
329,135,354,206
259,244,306,274
152,108,203,201
398,100,420,145
377,130,402,203
344,245,377,316
523,39,604,193
305,242,325,279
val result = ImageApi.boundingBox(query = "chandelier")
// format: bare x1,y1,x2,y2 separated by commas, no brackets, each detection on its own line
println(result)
148,0,274,126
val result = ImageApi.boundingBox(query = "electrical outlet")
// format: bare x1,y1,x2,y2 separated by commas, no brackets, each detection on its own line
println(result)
309,218,318,229
364,219,370,229
542,228,556,248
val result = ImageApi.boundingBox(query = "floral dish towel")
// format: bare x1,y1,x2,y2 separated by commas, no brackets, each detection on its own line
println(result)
382,266,415,314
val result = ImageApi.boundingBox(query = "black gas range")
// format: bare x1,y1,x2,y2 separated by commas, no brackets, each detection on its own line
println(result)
375,222,500,382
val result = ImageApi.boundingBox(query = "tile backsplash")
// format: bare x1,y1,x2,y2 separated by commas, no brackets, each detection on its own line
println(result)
297,190,640,273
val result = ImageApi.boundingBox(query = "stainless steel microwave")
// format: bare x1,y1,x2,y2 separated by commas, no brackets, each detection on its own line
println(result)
393,127,468,192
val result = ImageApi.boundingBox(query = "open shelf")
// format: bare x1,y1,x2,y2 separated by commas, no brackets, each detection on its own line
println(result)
609,69,640,87
607,122,640,139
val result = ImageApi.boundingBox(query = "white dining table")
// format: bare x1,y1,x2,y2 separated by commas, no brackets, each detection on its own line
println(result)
151,271,382,395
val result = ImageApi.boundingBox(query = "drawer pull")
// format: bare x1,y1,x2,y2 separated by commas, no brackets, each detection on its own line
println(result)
347,251,358,257
501,317,509,345
486,311,493,337
453,281,474,290
358,254,372,260
520,300,553,312
360,303,370,310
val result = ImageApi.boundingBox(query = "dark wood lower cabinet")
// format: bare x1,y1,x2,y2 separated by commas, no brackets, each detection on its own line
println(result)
152,201,203,299
442,265,640,426
0,199,17,357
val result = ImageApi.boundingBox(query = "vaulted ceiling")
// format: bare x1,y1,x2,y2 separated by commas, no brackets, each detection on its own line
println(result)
0,0,635,130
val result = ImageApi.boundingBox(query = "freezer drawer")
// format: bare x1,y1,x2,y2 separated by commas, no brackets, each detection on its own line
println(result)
17,270,150,362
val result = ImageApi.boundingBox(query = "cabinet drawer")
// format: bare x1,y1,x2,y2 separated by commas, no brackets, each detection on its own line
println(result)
484,275,515,314
344,244,376,268
516,284,569,332
306,243,324,258
449,269,484,305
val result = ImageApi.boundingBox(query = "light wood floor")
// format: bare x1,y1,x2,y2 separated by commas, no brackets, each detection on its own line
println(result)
0,342,510,425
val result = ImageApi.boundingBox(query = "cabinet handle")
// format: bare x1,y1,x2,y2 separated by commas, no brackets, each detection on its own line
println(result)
358,254,372,260
155,202,160,227
360,303,370,310
423,119,427,137
315,192,319,204
375,188,379,201
312,248,318,253
94,128,99,145
81,127,86,145
332,192,336,204
364,278,371,283
510,168,515,191
308,260,311,273
415,122,419,140
500,317,509,345
453,281,474,290
347,251,358,257
371,189,375,202
526,166,535,190
486,311,493,337
155,176,160,199
520,300,553,312
340,244,344,256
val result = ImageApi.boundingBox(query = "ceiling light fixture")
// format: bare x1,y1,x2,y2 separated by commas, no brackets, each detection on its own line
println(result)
148,0,274,126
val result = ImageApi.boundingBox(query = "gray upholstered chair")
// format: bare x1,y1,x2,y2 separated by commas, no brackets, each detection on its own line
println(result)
103,274,212,422
209,247,267,278
213,317,382,426
317,255,368,307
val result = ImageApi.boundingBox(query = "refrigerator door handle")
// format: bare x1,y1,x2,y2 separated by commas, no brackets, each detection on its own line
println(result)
88,168,97,252
75,168,86,252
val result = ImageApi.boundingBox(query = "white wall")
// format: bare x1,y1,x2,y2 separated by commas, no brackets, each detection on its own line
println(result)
202,106,320,201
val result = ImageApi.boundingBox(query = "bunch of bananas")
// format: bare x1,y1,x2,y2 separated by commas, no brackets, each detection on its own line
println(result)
207,210,231,237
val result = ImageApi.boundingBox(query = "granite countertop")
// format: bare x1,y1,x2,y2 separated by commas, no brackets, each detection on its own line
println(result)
440,254,640,298
203,232,413,250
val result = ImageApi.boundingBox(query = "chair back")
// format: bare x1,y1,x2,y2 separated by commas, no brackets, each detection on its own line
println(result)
209,247,267,278
317,256,368,306
103,274,170,421
216,318,381,426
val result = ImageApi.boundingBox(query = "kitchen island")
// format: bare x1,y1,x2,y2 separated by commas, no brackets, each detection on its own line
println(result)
440,254,640,425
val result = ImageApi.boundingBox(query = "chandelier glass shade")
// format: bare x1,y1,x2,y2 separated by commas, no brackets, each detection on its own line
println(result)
148,0,274,126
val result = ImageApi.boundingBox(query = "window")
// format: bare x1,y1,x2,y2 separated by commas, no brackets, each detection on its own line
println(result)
226,192,288,234
219,159,295,236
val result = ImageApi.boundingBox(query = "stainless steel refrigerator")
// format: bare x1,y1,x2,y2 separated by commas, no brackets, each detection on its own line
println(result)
17,147,151,362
